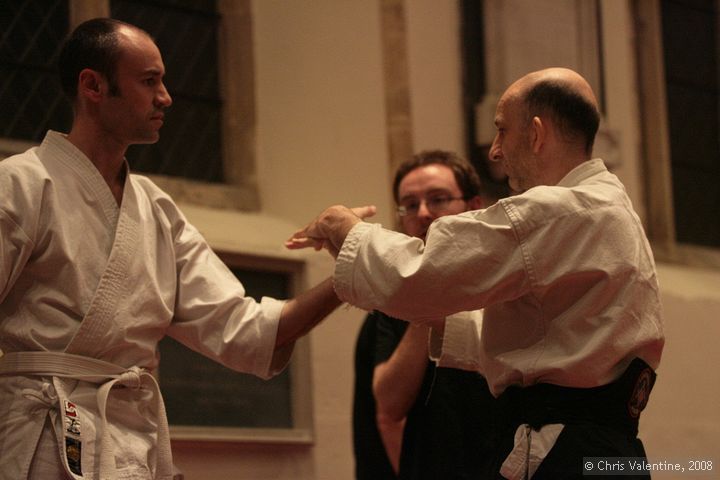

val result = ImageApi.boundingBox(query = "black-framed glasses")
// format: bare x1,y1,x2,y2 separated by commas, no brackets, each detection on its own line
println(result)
396,196,465,217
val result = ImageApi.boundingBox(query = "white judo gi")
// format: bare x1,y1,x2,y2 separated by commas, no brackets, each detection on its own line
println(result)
0,131,293,479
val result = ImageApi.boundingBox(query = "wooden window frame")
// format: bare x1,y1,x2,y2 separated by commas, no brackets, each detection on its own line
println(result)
166,251,314,444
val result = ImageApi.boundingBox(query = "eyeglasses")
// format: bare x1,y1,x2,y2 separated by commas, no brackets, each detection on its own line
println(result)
396,196,465,217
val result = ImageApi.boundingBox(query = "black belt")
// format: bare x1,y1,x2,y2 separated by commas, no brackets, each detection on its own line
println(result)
497,358,656,436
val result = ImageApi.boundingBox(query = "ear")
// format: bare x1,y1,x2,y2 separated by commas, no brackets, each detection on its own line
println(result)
530,116,546,154
77,69,105,103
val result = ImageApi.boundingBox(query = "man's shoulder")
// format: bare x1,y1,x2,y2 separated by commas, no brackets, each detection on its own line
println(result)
0,148,50,231
2,146,43,169
128,171,163,191
127,173,199,238
508,173,627,219
128,173,181,213
0,147,50,190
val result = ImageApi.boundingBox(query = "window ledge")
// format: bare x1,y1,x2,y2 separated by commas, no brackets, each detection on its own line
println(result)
146,174,259,212
652,242,720,272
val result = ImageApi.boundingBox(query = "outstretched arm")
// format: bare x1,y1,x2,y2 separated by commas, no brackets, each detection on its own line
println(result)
275,277,341,349
276,205,376,348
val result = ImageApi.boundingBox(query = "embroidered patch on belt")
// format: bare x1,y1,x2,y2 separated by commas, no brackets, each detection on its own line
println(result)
65,437,83,475
64,400,78,417
63,399,83,475
63,400,81,435
64,416,81,436
627,368,653,418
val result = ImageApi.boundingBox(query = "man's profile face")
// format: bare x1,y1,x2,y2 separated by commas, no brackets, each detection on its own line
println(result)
98,28,172,146
490,92,536,193
396,163,476,240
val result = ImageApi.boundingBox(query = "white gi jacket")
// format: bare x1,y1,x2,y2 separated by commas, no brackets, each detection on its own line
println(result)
0,131,292,479
334,159,665,479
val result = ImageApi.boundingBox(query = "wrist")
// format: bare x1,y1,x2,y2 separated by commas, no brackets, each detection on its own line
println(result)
324,208,360,252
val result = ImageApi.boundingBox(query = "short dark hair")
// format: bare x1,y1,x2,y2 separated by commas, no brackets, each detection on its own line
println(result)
58,18,140,99
392,150,482,203
523,80,600,155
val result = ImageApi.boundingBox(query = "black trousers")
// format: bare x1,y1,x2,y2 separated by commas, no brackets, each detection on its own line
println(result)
488,359,656,479
490,423,651,479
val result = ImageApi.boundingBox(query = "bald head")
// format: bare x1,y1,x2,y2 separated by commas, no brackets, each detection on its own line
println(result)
510,68,600,156
514,68,597,103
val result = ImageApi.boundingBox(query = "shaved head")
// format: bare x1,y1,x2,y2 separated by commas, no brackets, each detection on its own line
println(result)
514,68,598,105
59,18,153,100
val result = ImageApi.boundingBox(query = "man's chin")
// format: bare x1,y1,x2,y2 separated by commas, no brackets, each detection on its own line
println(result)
134,133,161,145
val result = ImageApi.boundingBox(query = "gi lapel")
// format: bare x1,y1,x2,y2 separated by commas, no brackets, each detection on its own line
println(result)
50,179,174,479
64,178,140,357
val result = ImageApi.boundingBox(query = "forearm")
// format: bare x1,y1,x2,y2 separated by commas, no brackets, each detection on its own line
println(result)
376,414,404,474
373,324,431,421
275,277,342,349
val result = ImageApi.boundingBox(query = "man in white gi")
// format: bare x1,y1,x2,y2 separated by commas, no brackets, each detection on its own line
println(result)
287,68,665,479
0,18,373,480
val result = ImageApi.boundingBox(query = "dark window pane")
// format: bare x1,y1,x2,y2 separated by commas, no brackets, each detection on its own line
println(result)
662,0,720,247
0,0,72,141
111,0,224,183
159,267,293,429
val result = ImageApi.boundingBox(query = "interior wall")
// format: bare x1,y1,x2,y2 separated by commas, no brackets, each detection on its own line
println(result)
405,0,465,155
598,0,646,221
253,0,392,226
641,264,720,478
169,0,720,478
251,4,394,474
174,1,394,479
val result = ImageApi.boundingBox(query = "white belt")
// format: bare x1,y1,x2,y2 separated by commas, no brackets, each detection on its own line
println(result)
0,351,173,480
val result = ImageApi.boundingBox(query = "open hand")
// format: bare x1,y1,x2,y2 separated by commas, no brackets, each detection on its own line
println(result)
285,205,376,257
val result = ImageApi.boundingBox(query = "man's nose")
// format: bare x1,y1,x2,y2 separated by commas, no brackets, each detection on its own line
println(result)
157,83,172,108
416,200,433,218
488,141,502,163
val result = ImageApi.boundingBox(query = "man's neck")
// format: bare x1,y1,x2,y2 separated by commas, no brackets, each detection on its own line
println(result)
67,124,128,205
541,144,589,187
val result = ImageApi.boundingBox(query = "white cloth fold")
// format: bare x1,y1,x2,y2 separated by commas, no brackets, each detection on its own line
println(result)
333,159,664,397
0,351,172,480
499,424,564,480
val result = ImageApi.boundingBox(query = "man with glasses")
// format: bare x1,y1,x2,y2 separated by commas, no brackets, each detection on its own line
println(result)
353,150,499,479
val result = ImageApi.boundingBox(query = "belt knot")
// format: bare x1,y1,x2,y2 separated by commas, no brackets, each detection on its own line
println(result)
22,381,59,409
118,366,144,389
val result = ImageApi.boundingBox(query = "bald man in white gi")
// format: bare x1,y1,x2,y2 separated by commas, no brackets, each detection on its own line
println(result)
288,68,664,479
